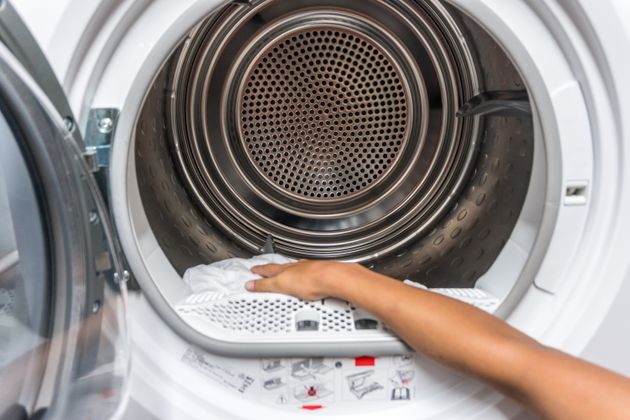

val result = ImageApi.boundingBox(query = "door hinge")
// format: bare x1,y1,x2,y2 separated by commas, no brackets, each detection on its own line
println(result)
83,149,99,173
84,144,112,171
84,108,120,171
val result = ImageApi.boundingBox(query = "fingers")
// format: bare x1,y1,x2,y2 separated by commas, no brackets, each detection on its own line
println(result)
251,263,292,278
248,262,297,294
245,278,278,293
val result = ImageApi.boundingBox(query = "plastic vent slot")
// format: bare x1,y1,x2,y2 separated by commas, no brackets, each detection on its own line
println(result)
175,287,499,343
177,293,358,336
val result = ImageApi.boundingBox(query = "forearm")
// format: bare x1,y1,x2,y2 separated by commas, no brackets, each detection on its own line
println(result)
326,264,630,419
329,264,536,391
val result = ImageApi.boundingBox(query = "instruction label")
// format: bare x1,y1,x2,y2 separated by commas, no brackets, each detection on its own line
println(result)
182,348,255,394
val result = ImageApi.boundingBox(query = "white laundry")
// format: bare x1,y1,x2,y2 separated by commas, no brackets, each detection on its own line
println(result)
182,254,296,295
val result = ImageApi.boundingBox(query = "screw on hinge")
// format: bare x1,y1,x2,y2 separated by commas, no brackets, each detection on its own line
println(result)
97,117,115,134
88,210,100,225
63,116,75,132
92,300,101,313
114,270,130,284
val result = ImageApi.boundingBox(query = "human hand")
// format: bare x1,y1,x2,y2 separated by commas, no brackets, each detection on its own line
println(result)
246,260,352,301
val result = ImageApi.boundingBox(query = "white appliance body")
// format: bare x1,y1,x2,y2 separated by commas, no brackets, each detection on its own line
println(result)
10,0,630,418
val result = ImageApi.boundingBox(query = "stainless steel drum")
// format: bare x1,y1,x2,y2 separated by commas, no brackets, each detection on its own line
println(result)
135,0,533,288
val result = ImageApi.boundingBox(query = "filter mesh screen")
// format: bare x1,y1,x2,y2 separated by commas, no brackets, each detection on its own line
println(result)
174,289,499,338
176,293,356,335
238,27,410,200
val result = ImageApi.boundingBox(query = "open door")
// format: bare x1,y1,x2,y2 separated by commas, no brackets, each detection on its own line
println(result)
0,2,130,419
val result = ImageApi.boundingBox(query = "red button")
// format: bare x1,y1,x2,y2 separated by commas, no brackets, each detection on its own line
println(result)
355,356,376,366
302,405,323,410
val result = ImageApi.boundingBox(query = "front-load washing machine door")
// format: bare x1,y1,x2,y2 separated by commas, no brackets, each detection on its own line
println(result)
0,2,130,419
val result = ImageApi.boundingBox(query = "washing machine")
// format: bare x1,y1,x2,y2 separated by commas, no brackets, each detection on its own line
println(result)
2,0,630,418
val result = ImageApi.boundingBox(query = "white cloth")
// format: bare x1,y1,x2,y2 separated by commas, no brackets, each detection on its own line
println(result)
182,254,296,295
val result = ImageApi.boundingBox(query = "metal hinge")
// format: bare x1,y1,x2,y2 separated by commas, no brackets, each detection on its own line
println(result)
114,270,130,285
83,149,99,173
83,108,120,171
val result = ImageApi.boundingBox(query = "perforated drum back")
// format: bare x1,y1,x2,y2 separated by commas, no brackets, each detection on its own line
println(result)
239,27,410,200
